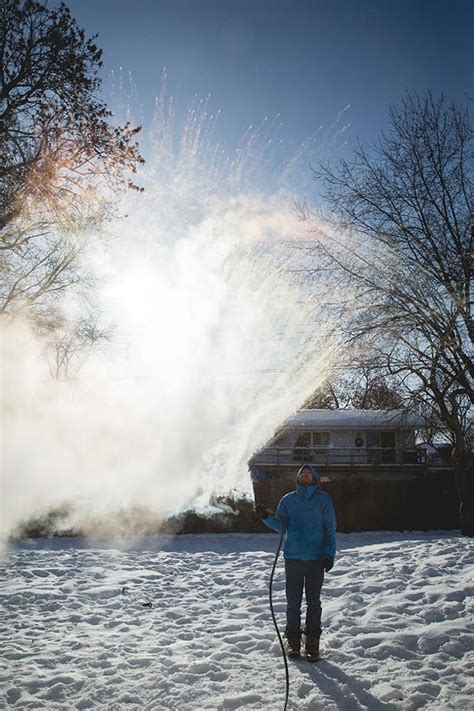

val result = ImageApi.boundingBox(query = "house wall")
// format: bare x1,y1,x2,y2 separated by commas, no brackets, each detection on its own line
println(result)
327,430,367,465
253,426,419,466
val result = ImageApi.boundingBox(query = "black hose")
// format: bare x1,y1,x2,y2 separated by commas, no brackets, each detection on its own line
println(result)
269,527,289,711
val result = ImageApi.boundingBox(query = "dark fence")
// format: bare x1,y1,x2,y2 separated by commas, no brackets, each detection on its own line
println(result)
251,465,459,532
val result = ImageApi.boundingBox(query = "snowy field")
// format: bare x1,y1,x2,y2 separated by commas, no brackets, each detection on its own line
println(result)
1,531,473,710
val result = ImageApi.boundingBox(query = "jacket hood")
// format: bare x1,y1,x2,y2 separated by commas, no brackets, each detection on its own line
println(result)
296,464,321,488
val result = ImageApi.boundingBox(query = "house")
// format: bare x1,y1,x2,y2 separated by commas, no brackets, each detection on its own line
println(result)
250,409,426,470
250,409,458,531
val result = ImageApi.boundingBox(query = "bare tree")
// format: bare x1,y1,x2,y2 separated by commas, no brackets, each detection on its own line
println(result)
44,315,113,380
305,93,473,534
305,359,405,410
0,0,144,314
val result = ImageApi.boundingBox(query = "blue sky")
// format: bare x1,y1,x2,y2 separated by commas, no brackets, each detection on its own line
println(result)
67,0,473,167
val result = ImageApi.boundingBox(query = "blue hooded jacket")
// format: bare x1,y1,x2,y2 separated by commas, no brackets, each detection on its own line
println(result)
262,464,337,561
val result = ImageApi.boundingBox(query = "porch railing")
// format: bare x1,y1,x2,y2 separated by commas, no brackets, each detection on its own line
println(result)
250,446,444,468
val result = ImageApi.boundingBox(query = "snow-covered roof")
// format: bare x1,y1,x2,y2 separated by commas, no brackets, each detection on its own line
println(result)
282,409,426,431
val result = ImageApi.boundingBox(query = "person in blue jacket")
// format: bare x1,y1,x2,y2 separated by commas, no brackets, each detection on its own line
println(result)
255,463,336,659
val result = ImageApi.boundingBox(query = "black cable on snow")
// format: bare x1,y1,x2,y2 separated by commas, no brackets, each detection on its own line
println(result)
269,527,289,711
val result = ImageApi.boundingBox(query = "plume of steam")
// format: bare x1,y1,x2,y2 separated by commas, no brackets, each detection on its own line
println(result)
1,81,345,539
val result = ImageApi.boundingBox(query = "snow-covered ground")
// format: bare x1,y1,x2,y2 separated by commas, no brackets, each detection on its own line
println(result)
1,531,473,710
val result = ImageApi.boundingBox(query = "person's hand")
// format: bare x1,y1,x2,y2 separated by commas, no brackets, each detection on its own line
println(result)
323,558,334,572
254,502,272,518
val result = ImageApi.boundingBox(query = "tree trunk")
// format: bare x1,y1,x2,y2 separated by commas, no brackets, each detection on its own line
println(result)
452,436,474,537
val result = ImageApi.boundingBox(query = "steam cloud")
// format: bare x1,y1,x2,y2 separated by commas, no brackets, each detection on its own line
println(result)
1,84,344,539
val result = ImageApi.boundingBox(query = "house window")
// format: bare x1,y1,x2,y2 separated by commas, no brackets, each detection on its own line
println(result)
293,431,330,461
367,431,396,464
380,431,396,463
380,431,395,449
312,432,330,447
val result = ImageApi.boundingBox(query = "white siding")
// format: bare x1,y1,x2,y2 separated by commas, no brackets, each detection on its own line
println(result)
253,423,419,466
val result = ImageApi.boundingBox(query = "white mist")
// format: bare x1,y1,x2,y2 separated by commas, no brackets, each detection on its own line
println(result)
1,86,343,538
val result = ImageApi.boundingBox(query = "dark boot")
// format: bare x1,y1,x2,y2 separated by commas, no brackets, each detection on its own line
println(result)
284,632,301,658
305,634,320,661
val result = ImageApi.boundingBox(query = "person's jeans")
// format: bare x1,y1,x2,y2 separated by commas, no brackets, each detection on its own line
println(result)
285,559,325,638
